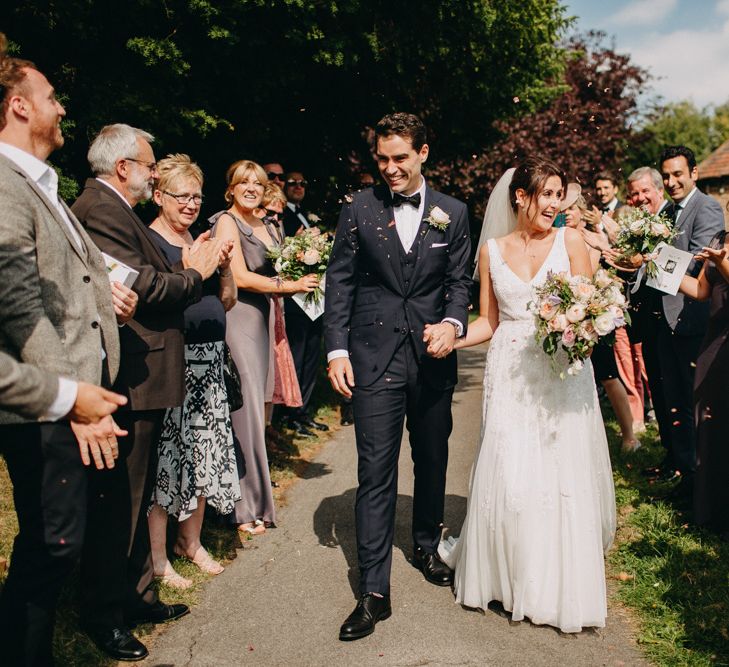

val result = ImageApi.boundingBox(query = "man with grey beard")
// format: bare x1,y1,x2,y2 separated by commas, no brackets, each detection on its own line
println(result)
72,124,224,661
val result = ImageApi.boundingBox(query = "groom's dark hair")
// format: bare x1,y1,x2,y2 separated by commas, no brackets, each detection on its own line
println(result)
509,157,567,212
375,112,427,151
659,145,697,171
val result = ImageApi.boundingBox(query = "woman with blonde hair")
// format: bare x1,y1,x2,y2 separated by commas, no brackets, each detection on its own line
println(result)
211,161,317,535
147,154,239,588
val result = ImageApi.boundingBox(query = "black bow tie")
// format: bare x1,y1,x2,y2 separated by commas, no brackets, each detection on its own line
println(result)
392,192,421,208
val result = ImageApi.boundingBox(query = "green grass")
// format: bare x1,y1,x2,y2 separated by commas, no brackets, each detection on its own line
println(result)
604,414,729,666
0,372,342,666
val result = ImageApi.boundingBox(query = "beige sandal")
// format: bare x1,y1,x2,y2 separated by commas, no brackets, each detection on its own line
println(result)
155,562,193,589
173,545,224,575
238,519,266,536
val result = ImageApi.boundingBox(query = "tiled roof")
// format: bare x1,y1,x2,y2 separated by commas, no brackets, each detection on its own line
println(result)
699,139,729,179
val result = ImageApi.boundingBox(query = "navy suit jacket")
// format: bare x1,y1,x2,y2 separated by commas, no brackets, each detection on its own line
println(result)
324,184,471,388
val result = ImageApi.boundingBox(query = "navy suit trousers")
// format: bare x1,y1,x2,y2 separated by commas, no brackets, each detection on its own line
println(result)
351,338,453,595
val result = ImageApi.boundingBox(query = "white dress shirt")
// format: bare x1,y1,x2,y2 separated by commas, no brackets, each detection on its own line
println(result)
0,142,80,420
287,201,310,229
392,177,426,253
673,186,697,223
96,177,133,209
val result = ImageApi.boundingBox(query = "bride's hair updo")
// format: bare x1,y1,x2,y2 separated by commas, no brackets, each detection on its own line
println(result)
509,157,567,212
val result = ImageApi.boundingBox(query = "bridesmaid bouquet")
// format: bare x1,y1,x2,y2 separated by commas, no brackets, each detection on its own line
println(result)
614,207,678,278
267,227,333,305
532,269,630,377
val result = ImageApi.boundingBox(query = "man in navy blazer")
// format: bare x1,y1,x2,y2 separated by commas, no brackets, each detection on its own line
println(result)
325,113,471,640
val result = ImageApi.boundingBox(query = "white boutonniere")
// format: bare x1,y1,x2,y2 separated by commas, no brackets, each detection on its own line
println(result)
307,213,321,224
425,205,450,232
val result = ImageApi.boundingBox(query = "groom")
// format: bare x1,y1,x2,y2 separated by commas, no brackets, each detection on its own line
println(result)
325,112,472,640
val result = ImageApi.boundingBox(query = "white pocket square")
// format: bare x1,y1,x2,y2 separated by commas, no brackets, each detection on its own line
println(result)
430,242,449,248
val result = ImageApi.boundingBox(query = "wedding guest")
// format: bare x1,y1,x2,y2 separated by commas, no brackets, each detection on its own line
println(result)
678,228,729,537
262,161,285,189
583,170,623,241
561,186,639,452
261,182,303,415
281,169,329,436
644,146,724,499
73,124,224,660
211,160,318,535
0,42,126,665
145,154,239,589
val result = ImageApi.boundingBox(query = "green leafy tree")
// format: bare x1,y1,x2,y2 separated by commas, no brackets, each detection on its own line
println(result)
4,0,571,214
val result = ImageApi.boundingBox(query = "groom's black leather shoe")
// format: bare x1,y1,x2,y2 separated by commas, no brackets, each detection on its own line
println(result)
413,547,454,586
339,593,392,641
127,601,190,626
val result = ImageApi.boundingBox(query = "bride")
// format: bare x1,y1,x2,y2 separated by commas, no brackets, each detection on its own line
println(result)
437,158,616,633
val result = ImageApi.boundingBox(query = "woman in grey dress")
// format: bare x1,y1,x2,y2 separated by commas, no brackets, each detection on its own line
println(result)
212,160,318,535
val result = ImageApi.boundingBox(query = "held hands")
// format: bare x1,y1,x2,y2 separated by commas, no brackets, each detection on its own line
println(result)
328,357,355,398
423,322,456,359
71,415,127,470
183,231,225,280
68,382,127,424
111,281,138,324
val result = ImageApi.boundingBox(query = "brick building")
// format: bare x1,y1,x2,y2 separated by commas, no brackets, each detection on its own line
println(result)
698,138,729,228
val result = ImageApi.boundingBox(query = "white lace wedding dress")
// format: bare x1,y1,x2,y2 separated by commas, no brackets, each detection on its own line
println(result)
440,227,616,633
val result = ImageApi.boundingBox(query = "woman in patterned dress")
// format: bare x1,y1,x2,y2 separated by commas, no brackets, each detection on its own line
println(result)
147,154,240,588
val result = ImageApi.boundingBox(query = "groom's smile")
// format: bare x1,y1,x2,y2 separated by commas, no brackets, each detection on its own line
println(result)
376,133,429,195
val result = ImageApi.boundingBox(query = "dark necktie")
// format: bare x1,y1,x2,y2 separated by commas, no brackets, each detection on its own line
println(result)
393,192,421,208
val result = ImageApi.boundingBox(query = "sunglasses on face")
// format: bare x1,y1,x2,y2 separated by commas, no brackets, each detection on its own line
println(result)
265,209,284,221
286,179,307,187
267,172,284,181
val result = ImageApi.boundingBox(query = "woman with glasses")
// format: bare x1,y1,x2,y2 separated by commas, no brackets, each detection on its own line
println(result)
211,161,317,536
146,154,240,588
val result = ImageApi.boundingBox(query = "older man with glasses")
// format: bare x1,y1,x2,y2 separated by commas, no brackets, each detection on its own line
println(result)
72,123,225,661
262,161,285,188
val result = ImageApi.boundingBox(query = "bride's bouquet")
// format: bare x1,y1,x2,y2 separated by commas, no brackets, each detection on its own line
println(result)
266,227,332,305
613,207,678,278
532,269,630,377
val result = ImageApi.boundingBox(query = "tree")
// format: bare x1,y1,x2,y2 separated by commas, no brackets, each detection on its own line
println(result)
626,98,729,171
4,0,571,215
428,32,649,213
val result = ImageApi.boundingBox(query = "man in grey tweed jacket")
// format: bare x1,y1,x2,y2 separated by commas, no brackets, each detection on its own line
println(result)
0,44,132,666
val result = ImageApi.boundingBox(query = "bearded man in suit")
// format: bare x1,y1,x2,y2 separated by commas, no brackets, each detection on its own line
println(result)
325,112,471,640
0,38,133,666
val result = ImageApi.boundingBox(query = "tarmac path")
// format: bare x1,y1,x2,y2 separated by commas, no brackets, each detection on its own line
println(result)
141,346,645,667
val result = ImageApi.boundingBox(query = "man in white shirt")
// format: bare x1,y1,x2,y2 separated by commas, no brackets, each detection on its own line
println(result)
0,36,130,666
325,113,471,640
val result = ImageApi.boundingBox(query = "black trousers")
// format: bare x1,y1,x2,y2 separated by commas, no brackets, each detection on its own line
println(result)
351,340,453,595
284,306,323,417
0,422,87,667
80,409,163,630
641,314,702,474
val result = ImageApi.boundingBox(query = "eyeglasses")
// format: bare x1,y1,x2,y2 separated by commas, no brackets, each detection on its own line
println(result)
163,191,203,206
266,172,285,181
286,179,308,187
124,157,157,172
265,209,284,221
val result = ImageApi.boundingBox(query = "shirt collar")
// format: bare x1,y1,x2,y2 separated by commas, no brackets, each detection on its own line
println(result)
0,141,55,186
605,197,618,211
675,186,697,209
96,177,133,209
